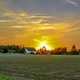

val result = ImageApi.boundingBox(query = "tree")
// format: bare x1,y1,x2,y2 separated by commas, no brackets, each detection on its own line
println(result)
71,45,79,55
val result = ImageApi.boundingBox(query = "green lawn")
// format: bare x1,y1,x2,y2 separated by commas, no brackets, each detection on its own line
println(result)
0,74,15,80
0,54,80,80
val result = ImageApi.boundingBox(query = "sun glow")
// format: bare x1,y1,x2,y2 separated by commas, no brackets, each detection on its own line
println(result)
36,41,52,50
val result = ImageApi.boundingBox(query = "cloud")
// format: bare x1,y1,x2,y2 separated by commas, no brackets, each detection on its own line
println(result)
0,20,11,23
65,0,79,7
1,10,56,28
64,20,80,33
11,25,25,28
0,9,71,32
0,8,80,40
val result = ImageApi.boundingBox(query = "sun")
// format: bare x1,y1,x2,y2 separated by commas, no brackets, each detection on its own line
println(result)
36,41,52,50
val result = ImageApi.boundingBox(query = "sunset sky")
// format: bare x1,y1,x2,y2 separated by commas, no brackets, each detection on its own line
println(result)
0,0,80,49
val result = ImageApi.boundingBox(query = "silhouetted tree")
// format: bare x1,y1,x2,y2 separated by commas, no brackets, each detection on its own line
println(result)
71,45,79,55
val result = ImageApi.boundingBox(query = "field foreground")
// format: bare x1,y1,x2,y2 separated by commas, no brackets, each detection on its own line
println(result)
0,54,80,80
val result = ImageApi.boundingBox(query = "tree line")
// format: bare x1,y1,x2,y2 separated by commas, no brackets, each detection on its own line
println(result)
0,45,25,54
0,45,80,55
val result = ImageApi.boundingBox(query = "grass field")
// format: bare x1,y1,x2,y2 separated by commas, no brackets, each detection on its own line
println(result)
0,54,80,80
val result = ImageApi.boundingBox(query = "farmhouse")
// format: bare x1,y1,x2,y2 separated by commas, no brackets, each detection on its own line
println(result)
24,47,36,54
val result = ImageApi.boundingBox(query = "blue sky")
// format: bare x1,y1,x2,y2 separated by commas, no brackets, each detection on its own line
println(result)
4,0,80,16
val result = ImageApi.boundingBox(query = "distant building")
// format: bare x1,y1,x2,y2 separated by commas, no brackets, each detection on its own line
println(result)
25,47,36,54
